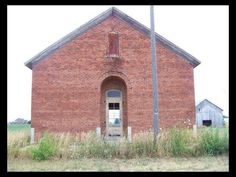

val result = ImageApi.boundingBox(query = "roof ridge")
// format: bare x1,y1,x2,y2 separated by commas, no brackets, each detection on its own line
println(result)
198,99,223,111
25,7,201,69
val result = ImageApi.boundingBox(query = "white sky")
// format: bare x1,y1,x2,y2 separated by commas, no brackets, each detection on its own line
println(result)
7,5,229,122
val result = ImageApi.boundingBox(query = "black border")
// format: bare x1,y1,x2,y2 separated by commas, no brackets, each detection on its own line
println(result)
3,1,232,177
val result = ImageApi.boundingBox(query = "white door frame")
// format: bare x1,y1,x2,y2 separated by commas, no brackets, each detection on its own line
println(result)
105,89,123,137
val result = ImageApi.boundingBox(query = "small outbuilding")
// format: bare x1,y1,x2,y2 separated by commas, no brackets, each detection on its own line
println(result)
196,99,224,127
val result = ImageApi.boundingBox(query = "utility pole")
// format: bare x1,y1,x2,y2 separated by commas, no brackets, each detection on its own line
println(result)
150,5,159,144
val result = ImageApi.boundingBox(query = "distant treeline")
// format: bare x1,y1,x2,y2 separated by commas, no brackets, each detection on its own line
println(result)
9,118,31,124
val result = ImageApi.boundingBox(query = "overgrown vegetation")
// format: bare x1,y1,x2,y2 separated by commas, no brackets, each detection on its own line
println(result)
7,126,31,159
7,127,229,161
197,128,229,155
156,128,193,157
31,132,57,161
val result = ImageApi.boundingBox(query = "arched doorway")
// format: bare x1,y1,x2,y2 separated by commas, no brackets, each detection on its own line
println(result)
100,76,127,138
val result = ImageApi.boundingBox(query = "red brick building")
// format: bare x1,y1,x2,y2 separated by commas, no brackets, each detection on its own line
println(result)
25,7,200,139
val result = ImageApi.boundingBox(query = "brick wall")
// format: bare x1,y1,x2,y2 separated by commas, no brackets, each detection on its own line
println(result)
31,15,196,139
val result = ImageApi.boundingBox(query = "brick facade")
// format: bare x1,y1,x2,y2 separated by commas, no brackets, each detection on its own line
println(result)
29,11,198,140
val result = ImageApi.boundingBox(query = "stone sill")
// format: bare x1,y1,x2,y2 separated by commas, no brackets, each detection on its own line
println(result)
105,55,120,59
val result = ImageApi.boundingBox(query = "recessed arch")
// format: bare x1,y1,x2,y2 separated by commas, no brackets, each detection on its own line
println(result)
100,76,128,137
97,71,132,91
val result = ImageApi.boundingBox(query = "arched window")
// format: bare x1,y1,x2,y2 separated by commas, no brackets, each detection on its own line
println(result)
107,90,121,98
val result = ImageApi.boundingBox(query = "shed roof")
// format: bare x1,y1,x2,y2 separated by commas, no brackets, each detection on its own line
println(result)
196,99,223,111
25,7,201,69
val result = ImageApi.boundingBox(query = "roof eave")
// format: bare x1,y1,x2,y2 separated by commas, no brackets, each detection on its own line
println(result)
24,7,114,69
197,99,224,111
112,7,201,68
25,7,201,70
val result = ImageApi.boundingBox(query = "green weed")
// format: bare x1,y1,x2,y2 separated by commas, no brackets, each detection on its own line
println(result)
31,132,57,161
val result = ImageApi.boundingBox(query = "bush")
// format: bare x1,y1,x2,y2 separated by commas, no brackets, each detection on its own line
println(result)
31,132,57,161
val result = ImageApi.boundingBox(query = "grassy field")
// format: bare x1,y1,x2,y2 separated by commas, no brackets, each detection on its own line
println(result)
7,155,228,171
7,124,31,132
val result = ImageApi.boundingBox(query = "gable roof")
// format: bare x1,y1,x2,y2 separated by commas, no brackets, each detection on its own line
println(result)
196,99,223,111
25,7,201,69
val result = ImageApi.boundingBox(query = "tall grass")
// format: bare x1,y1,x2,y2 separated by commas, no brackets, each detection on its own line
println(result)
130,131,158,157
156,128,193,157
7,127,229,160
7,131,31,159
197,128,229,155
72,132,118,158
